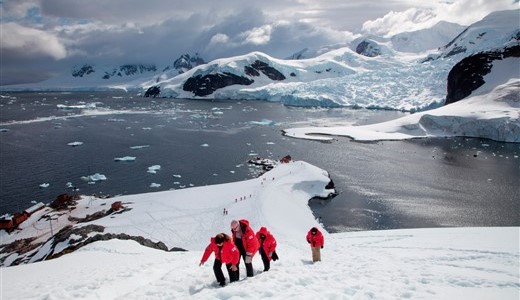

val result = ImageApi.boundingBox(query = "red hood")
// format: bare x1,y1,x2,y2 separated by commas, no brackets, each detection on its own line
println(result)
258,226,269,235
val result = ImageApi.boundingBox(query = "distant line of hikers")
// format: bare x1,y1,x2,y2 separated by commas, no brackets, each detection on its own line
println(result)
200,218,324,287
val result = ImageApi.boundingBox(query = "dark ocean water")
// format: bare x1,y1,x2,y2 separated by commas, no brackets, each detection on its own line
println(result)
1,91,519,232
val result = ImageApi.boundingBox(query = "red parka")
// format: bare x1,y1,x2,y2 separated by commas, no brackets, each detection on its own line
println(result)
200,237,240,265
256,227,277,261
306,227,324,248
232,219,260,256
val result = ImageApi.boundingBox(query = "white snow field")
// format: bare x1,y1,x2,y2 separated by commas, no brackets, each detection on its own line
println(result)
1,161,518,299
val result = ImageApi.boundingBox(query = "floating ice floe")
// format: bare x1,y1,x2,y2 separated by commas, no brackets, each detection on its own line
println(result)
114,156,136,162
149,183,161,188
67,141,84,147
200,143,209,147
108,118,126,122
39,183,49,188
173,174,182,178
147,165,161,174
57,103,96,109
81,173,107,182
130,145,150,150
250,119,276,126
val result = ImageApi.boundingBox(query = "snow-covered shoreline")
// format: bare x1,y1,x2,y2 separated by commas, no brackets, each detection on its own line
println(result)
1,160,518,299
283,78,520,143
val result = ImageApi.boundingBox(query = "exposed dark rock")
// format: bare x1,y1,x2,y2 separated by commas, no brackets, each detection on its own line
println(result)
102,64,157,80
356,40,382,57
72,64,95,77
165,53,205,73
183,72,254,97
290,72,296,77
445,45,520,104
43,224,182,262
249,60,286,80
144,86,161,98
244,65,260,77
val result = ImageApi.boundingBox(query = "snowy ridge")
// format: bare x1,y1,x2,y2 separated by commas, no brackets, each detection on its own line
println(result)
133,10,518,111
435,9,519,59
0,161,335,265
0,160,518,299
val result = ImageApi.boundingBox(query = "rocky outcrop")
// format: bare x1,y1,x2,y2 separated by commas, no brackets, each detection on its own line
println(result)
355,40,382,57
72,64,95,77
3,223,187,266
144,86,161,97
102,64,157,80
245,60,286,80
183,72,254,97
164,53,206,74
445,45,520,104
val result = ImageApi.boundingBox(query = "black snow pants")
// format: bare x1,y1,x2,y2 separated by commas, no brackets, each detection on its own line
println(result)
235,237,254,277
213,259,239,286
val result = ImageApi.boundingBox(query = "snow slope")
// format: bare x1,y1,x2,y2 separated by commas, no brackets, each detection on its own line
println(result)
1,161,518,299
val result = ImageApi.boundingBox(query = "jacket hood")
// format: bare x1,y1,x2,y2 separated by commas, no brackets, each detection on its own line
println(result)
258,226,269,235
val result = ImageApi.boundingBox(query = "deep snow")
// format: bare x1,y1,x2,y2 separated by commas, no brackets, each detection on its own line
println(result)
0,161,518,299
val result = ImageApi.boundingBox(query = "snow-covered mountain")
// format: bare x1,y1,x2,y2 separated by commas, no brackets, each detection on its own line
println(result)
287,21,465,60
2,53,205,91
427,9,519,60
137,9,518,112
1,10,518,114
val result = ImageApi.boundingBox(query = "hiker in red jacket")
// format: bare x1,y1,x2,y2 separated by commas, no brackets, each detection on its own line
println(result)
256,226,278,271
200,233,240,287
306,227,324,262
230,219,259,277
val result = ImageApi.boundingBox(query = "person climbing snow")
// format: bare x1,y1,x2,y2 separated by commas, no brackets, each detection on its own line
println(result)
306,227,324,262
256,226,278,271
230,219,259,277
200,233,240,287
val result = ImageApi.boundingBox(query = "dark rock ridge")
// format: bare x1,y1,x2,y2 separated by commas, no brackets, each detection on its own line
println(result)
102,64,157,79
245,60,286,80
2,224,186,266
183,72,254,97
179,60,285,97
72,64,95,77
445,45,520,104
355,40,382,57
144,86,161,98
164,53,205,74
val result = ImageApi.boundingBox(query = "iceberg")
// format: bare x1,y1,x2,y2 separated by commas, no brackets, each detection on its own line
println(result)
147,165,161,174
114,156,136,162
80,173,107,182
67,141,84,147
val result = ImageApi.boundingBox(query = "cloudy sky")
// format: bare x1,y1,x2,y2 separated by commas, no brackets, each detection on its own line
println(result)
0,0,517,85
